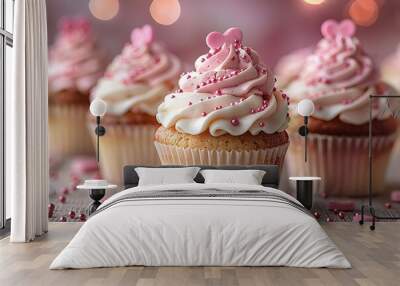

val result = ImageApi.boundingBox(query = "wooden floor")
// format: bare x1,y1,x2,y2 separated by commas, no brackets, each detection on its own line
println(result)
0,223,399,286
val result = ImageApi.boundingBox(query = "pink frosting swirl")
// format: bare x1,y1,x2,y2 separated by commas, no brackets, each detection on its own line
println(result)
157,28,289,136
288,19,392,125
91,25,182,116
103,32,181,87
48,18,105,94
300,20,377,89
179,28,275,97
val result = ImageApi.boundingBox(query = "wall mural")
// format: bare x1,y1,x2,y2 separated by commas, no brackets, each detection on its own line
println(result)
46,1,400,226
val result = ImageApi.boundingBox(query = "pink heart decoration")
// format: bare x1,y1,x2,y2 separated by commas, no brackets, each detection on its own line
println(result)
339,19,356,37
223,27,243,45
321,19,356,39
131,25,154,48
206,32,225,50
206,27,243,49
321,19,337,39
77,19,90,32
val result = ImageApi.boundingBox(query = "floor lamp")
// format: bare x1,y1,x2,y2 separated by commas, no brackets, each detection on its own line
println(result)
288,99,321,210
77,99,117,215
297,99,315,162
89,99,107,163
360,94,400,230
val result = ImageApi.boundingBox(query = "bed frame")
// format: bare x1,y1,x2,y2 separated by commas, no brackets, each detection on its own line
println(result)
123,165,280,189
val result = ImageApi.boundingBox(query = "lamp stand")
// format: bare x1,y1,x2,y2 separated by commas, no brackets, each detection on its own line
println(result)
305,116,308,163
94,116,106,164
359,94,400,231
298,116,309,162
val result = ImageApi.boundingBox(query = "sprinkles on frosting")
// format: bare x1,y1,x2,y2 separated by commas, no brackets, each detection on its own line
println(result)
156,27,289,136
287,19,393,126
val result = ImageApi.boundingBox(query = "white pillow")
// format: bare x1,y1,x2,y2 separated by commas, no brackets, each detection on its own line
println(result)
200,169,266,185
135,167,200,186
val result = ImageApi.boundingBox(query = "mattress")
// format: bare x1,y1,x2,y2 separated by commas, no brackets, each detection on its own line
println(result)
50,183,351,269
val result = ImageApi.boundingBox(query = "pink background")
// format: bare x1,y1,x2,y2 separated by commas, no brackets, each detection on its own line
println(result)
46,0,400,68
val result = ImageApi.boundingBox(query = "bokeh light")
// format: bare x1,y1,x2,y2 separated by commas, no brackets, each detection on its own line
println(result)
303,0,325,5
150,0,181,26
348,0,379,27
89,0,119,21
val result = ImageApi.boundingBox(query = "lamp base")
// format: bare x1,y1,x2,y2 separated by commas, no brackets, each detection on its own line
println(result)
296,180,313,210
360,204,400,231
88,188,106,215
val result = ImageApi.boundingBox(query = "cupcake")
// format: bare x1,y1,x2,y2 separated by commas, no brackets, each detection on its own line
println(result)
91,25,182,183
48,18,105,159
381,44,400,188
286,19,398,197
275,47,312,90
155,27,290,166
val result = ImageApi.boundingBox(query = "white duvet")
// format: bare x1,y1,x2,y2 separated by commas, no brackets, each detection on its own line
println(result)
50,183,350,269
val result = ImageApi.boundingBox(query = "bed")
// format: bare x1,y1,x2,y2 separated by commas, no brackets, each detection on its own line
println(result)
50,165,350,269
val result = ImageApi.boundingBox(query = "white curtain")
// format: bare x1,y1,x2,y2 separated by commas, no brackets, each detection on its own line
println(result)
8,0,49,242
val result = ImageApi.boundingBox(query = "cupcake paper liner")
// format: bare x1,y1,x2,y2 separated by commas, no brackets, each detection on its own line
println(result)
279,162,292,194
49,104,94,160
154,142,289,168
287,133,397,197
90,124,160,184
385,126,400,188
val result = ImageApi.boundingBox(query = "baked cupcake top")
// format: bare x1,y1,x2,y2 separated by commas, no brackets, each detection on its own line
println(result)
92,25,182,116
275,47,312,90
48,18,105,95
288,19,393,125
381,44,400,92
157,27,289,137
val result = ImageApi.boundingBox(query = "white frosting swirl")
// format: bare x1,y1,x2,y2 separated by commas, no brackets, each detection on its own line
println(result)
92,30,181,116
289,81,392,124
92,79,170,116
158,91,288,136
288,21,392,125
157,28,289,136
